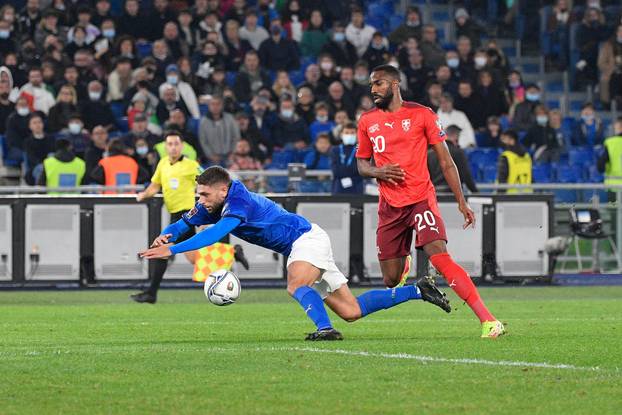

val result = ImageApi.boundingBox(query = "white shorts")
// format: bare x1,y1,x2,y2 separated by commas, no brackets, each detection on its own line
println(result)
287,224,348,299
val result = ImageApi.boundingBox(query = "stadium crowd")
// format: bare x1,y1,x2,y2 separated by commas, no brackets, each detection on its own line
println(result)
0,0,622,194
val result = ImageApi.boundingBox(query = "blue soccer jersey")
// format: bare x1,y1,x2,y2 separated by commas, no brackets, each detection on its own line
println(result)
181,180,312,255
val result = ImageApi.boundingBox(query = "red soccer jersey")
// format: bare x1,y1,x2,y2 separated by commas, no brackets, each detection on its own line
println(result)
356,101,446,207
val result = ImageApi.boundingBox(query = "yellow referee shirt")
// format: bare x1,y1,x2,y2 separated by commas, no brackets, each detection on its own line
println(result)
152,156,202,213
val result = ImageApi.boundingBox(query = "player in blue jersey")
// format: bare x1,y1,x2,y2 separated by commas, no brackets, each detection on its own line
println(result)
140,166,451,340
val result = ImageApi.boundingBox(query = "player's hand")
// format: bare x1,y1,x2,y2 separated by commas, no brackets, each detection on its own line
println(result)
139,244,173,260
459,202,476,229
136,192,147,202
151,233,173,247
375,164,405,185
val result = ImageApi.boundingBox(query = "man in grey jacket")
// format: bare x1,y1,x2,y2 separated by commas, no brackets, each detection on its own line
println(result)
199,95,240,166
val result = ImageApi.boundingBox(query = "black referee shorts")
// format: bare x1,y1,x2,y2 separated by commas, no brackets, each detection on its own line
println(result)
170,210,196,243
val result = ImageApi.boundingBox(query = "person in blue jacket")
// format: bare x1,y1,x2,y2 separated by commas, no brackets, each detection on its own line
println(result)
331,122,364,194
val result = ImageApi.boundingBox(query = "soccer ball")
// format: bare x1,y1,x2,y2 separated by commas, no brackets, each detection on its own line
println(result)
204,269,241,306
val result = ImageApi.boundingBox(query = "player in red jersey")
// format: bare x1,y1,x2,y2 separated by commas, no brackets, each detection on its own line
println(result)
356,64,505,338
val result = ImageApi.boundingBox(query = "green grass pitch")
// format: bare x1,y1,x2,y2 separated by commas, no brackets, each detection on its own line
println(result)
1,286,621,414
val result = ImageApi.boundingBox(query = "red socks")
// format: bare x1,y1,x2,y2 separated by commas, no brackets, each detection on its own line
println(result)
429,253,495,323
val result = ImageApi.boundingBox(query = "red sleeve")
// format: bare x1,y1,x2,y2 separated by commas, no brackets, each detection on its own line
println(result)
356,115,373,158
424,109,446,145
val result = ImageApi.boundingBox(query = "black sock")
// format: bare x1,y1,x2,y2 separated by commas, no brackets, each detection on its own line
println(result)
148,259,168,295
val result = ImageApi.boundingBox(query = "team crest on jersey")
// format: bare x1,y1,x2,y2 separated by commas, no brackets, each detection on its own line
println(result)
368,123,380,133
401,119,411,132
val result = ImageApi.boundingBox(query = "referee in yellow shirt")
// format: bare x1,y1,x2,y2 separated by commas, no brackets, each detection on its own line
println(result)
131,131,202,303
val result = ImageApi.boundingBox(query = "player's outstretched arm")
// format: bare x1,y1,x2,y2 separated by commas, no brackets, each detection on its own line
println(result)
139,217,242,259
151,219,192,247
431,142,475,229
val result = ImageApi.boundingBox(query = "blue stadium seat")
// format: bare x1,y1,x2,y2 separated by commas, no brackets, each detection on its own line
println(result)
300,56,316,72
266,176,289,193
225,71,237,88
110,102,125,120
546,81,564,93
299,180,329,193
199,104,209,116
366,15,386,32
188,118,200,136
137,42,153,58
532,163,552,183
568,147,594,166
469,162,481,181
271,149,297,168
389,15,404,32
467,148,499,167
116,117,129,133
587,165,604,183
481,165,497,183
570,100,584,112
554,190,578,203
296,148,314,164
556,164,580,182
0,134,23,167
289,70,304,86
546,99,560,109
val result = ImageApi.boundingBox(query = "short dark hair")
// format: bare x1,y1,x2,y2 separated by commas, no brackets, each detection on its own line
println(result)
164,130,184,142
501,129,518,142
196,166,231,186
371,64,401,81
107,138,125,155
343,122,357,130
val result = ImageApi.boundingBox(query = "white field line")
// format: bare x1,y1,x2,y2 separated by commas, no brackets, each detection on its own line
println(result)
267,347,605,372
0,344,610,372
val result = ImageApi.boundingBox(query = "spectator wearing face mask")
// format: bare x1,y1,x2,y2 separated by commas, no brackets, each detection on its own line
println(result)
512,83,541,131
271,96,310,150
258,22,300,71
309,102,336,143
132,136,158,174
523,105,562,162
159,64,200,120
388,7,422,46
321,22,358,67
47,85,79,134
56,114,90,159
4,96,32,158
331,122,363,194
23,113,55,185
362,32,390,70
80,80,116,131
573,102,604,146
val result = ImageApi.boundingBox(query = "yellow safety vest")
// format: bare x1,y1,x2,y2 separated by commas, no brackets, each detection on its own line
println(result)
43,156,86,195
501,150,532,194
192,243,235,282
604,135,622,186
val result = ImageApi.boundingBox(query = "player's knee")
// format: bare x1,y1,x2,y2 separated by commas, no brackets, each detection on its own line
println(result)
338,307,362,322
383,275,400,288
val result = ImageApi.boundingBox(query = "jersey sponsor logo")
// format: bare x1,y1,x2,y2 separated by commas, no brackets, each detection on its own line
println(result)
401,119,411,132
384,122,394,129
368,123,380,133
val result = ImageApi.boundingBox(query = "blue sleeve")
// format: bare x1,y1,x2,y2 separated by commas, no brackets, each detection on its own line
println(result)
221,197,249,223
182,203,216,226
161,220,191,242
169,217,241,255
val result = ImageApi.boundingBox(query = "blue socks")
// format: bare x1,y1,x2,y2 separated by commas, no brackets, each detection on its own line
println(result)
292,286,332,330
357,285,421,318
